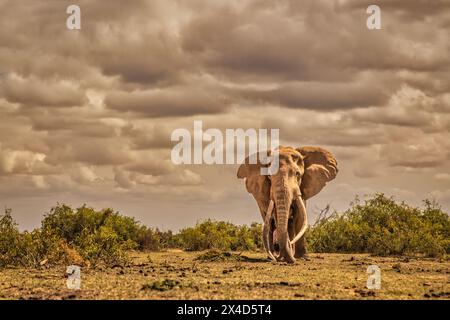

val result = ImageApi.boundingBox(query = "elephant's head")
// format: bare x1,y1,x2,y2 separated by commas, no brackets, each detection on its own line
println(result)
237,146,338,263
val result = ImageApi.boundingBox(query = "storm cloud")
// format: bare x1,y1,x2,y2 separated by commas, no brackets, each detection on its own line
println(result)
0,0,449,230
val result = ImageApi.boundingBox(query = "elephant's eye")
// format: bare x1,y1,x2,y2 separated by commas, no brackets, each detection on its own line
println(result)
295,171,301,181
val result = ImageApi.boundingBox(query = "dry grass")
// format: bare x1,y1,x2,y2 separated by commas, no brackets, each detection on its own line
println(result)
0,251,448,300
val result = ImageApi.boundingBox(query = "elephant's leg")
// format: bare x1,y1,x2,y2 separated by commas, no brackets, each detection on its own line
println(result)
294,236,308,258
293,203,308,259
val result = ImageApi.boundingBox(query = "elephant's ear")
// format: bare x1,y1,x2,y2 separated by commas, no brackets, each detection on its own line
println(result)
296,146,338,200
237,153,271,218
237,151,271,179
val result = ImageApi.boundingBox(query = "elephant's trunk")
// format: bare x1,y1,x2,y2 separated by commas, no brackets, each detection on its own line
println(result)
274,184,295,263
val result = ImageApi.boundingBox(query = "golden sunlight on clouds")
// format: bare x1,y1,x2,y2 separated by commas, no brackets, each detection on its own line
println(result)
0,0,449,229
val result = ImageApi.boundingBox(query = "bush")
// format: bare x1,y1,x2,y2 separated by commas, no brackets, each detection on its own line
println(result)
0,208,21,267
41,204,175,255
174,220,263,251
0,205,153,268
308,194,450,257
2,194,448,269
135,227,175,251
41,205,141,266
0,209,72,268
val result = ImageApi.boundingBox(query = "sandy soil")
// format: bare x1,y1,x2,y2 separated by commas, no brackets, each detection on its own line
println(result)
0,251,448,300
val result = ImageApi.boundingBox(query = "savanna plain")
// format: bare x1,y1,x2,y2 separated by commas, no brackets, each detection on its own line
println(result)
0,250,448,300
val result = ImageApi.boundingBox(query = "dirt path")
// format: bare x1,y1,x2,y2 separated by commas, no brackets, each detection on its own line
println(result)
0,251,448,300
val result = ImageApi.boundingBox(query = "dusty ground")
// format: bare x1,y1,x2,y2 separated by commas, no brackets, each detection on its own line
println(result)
0,251,449,300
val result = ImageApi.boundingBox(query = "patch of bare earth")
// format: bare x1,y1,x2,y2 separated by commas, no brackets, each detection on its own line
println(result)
0,251,448,300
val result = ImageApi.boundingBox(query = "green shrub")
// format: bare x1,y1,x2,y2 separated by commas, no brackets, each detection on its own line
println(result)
174,219,263,251
0,209,69,268
0,208,21,267
42,205,139,244
135,227,175,251
308,194,450,257
40,204,142,266
0,205,151,268
2,194,448,269
40,204,175,257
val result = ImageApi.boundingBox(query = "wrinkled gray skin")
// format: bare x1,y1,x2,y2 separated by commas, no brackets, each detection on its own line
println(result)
237,146,338,263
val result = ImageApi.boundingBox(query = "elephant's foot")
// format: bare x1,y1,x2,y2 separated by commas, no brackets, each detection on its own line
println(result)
296,254,311,261
294,251,308,259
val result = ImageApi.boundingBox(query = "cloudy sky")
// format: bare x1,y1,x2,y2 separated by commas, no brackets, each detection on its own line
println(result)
0,0,449,231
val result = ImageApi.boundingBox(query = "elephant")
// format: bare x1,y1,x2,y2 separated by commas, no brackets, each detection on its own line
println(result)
237,146,338,263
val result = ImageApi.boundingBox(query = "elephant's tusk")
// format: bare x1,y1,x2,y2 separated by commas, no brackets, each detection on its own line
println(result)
263,200,277,261
290,196,308,246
